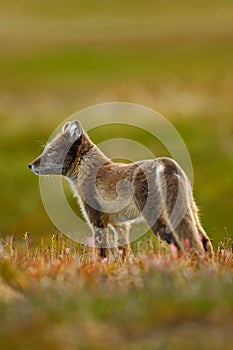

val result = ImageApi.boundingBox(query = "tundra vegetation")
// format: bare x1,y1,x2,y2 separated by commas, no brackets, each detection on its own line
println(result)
0,0,232,349
0,235,233,349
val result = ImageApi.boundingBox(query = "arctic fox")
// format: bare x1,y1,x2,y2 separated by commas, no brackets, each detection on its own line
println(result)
28,120,213,259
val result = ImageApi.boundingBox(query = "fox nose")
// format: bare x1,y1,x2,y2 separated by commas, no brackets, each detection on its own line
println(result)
28,164,32,170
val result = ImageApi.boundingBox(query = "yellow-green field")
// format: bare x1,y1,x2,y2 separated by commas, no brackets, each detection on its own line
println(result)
0,0,233,348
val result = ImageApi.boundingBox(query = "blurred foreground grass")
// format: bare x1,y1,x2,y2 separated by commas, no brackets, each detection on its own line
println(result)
0,236,233,349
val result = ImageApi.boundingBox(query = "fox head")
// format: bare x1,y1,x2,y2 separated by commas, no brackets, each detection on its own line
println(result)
28,120,88,176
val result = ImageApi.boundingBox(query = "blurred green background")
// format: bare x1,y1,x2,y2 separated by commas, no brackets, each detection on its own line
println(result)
0,0,232,246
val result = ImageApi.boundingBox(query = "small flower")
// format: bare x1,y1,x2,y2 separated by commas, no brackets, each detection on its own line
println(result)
65,247,71,255
169,243,178,257
221,249,231,259
86,237,95,247
184,239,190,249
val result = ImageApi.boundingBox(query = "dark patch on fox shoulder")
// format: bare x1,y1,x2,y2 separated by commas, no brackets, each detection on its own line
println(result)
62,136,83,175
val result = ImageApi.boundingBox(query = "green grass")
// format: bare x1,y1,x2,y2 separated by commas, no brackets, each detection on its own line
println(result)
1,116,232,244
0,236,233,350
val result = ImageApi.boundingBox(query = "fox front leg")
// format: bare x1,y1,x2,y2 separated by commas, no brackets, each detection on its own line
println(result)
112,223,131,259
93,227,109,258
80,199,110,258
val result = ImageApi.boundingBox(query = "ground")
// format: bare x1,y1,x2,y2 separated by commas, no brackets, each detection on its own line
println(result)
0,235,233,350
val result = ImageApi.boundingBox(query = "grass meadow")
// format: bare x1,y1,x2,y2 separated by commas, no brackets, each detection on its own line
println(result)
0,0,233,348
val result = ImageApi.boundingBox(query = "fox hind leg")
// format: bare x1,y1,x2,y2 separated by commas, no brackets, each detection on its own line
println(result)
150,216,183,253
191,202,214,259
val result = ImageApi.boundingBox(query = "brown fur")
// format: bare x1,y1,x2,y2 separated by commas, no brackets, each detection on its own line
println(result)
29,120,214,260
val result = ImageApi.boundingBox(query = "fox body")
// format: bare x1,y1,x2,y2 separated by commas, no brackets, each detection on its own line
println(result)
29,120,213,259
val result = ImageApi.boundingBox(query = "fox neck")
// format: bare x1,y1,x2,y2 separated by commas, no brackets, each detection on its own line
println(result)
67,135,111,184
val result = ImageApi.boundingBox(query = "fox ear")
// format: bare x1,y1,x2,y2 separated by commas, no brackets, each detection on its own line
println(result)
62,121,71,133
67,121,83,139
